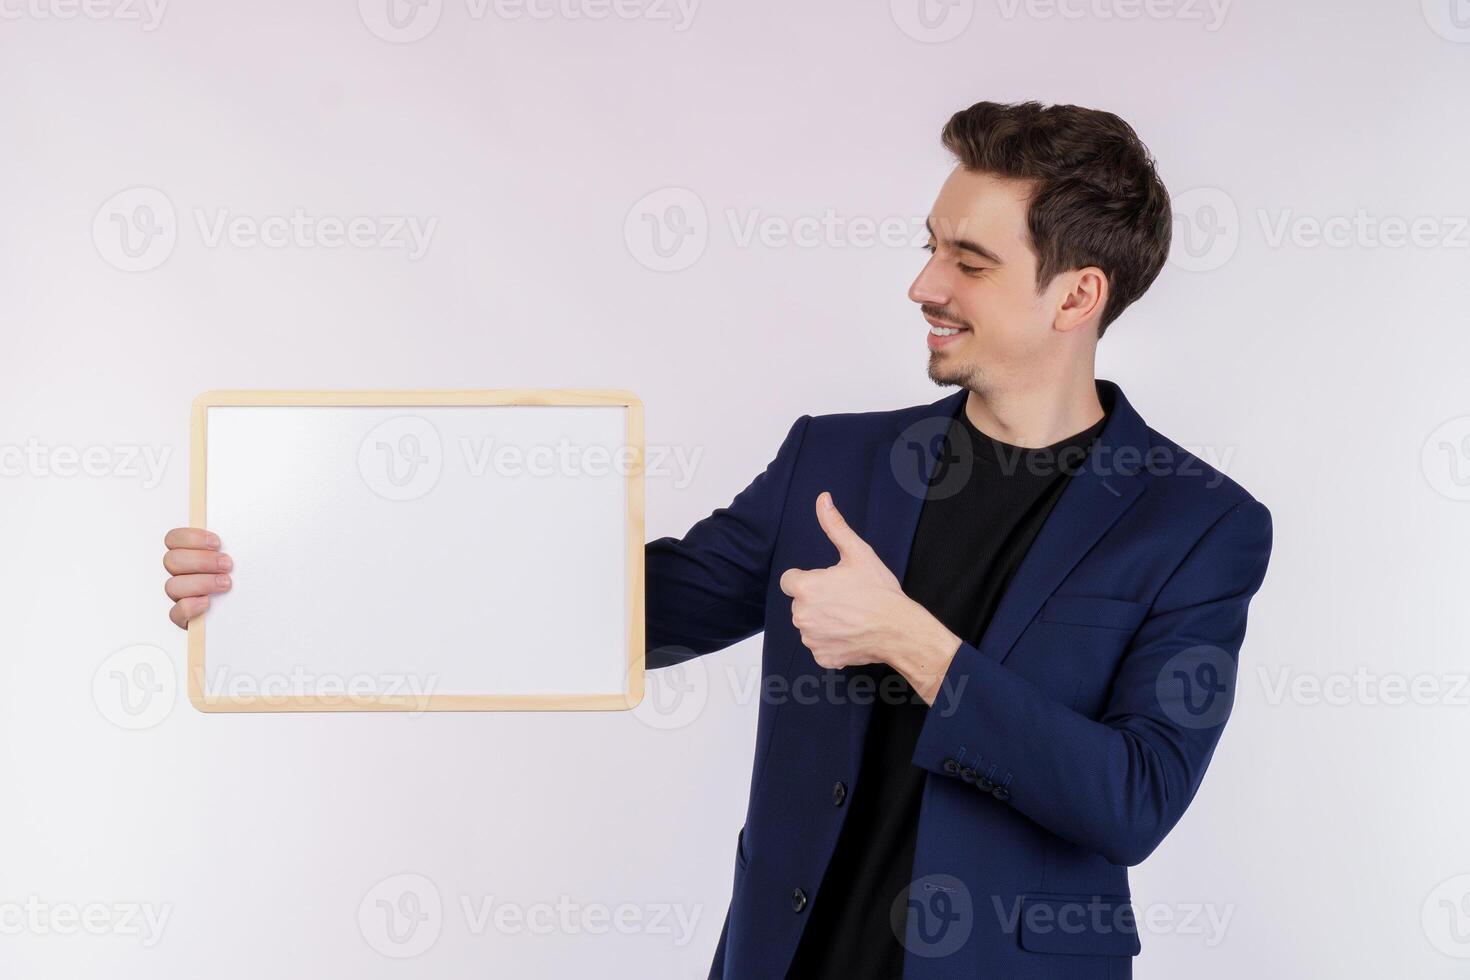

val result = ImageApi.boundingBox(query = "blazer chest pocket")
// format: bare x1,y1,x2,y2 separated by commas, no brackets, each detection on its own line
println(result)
1037,595,1149,633
1021,596,1151,716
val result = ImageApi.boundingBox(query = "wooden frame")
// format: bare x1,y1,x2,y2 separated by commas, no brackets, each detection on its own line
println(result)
188,389,645,713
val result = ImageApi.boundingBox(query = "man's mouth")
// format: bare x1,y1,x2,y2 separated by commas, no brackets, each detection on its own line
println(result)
924,313,970,350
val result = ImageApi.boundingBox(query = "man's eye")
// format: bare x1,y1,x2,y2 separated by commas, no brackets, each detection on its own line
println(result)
958,263,985,275
922,242,937,254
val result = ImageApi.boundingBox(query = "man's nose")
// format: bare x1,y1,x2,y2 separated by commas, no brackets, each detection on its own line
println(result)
908,260,948,306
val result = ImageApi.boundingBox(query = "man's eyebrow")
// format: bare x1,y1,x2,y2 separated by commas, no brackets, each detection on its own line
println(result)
925,218,1004,265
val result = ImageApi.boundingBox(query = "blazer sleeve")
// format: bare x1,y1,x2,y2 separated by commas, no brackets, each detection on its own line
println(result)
910,497,1274,866
644,415,811,669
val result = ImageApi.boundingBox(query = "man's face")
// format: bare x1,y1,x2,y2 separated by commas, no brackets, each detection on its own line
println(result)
910,167,1061,392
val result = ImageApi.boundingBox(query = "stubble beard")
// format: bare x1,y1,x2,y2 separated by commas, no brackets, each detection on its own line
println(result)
927,350,982,391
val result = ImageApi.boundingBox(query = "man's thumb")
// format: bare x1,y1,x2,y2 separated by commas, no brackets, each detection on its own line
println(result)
816,491,874,563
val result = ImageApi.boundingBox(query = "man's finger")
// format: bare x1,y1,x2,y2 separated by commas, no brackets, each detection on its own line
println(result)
170,596,210,630
164,548,233,575
779,567,811,597
164,527,220,551
815,491,875,563
166,573,231,602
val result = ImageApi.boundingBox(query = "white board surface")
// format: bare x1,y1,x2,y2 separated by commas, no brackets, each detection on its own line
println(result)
188,391,644,712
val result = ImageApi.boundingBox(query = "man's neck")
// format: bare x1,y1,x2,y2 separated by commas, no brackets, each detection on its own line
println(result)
962,374,1105,449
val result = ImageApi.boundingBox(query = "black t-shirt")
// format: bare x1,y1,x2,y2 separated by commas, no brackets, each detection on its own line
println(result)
785,395,1108,979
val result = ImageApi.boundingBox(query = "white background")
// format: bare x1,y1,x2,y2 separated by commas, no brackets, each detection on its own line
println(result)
3,0,1469,977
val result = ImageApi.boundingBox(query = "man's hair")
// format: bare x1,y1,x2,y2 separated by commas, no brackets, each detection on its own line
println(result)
941,100,1172,336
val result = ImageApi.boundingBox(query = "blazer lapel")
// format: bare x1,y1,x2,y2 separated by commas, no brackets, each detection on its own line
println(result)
847,388,966,767
975,380,1150,666
860,388,968,581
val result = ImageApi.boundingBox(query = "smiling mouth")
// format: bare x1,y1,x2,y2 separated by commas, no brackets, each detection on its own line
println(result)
924,313,971,347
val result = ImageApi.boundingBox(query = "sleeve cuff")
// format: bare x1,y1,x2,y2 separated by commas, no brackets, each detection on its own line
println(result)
911,641,1017,804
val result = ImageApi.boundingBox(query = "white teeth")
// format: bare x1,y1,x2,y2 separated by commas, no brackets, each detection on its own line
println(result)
929,325,961,336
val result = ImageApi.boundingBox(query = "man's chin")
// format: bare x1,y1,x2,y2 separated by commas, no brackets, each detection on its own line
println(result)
926,353,972,388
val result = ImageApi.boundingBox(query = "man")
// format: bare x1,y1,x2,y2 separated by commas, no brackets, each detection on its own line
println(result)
163,102,1272,978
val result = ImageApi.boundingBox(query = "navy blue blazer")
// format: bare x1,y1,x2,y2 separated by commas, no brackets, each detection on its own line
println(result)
646,380,1273,979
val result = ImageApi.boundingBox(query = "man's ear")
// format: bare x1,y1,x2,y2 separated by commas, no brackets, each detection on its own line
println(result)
1054,267,1109,335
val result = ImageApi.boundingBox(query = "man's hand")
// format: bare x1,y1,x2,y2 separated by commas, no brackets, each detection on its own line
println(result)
779,492,961,704
163,528,232,629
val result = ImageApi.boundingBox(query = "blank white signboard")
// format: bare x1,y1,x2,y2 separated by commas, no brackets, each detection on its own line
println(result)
187,390,645,712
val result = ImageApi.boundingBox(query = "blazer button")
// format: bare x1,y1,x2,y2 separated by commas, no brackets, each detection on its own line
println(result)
832,781,847,806
978,776,995,792
942,759,959,775
993,786,1011,802
959,767,976,783
792,888,808,913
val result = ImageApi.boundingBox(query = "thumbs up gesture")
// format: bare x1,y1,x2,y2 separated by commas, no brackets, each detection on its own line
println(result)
779,493,961,699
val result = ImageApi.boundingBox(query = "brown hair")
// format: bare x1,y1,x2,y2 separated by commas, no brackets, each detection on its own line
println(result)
941,101,1172,336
